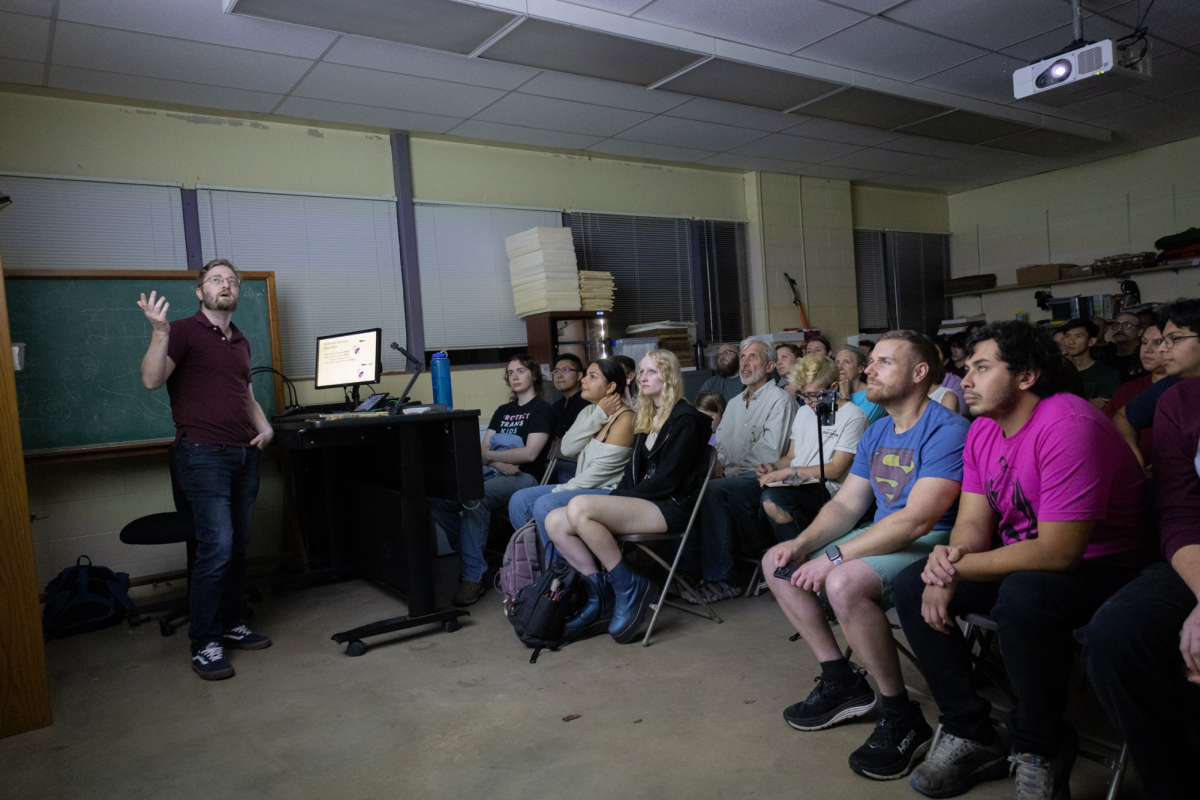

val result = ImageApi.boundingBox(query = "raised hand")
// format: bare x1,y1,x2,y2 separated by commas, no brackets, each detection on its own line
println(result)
137,291,170,333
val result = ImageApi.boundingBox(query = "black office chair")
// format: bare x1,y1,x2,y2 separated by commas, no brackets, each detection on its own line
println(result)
119,512,196,636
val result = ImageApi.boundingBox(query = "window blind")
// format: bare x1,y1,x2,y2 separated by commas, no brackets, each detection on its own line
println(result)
415,203,561,350
854,229,950,336
570,211,692,337
698,220,749,344
854,229,890,332
196,187,405,378
0,173,187,270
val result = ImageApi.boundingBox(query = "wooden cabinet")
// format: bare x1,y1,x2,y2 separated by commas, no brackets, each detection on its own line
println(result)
523,311,612,368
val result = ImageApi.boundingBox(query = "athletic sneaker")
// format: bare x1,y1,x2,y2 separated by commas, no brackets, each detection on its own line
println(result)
1010,726,1078,800
910,729,1010,798
453,580,484,606
191,641,234,681
684,579,742,605
783,670,877,731
849,702,933,780
223,624,272,650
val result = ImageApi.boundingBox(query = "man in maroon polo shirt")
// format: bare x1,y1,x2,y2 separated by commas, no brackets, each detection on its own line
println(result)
138,258,275,680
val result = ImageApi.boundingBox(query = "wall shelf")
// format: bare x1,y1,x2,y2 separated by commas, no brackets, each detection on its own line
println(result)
947,262,1200,298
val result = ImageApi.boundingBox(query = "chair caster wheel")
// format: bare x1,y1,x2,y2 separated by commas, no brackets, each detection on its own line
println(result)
442,619,461,633
346,640,367,657
160,620,177,637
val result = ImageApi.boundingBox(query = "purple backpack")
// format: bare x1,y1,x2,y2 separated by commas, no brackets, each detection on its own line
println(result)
496,521,548,614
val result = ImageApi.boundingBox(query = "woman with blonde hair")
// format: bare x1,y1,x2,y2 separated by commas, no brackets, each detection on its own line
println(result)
544,349,713,643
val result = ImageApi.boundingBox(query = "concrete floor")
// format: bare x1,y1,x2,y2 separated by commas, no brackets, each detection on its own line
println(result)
1,578,1138,800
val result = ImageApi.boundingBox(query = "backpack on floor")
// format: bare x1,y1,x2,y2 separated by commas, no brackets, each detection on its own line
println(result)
42,556,136,641
496,520,548,614
507,558,587,663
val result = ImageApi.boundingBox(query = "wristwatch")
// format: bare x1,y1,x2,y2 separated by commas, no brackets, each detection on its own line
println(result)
825,545,844,566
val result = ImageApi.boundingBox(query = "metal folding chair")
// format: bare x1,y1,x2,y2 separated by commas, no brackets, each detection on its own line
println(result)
540,439,560,486
613,450,721,646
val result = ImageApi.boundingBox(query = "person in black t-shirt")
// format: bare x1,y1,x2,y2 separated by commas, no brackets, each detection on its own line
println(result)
550,353,590,482
431,354,551,606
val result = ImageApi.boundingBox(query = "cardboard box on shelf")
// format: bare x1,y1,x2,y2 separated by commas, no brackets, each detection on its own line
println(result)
1015,264,1067,285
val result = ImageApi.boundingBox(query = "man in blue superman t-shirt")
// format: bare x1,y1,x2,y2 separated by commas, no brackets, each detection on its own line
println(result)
762,331,970,781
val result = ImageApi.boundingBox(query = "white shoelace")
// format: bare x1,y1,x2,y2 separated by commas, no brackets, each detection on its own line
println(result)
195,643,225,663
925,732,975,767
227,625,251,637
1010,753,1053,800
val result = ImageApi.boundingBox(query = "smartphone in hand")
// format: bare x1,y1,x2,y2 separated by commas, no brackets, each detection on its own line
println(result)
773,562,801,581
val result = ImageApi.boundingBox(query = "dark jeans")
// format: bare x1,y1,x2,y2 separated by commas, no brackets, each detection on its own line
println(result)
679,472,771,582
173,438,260,651
1077,562,1200,800
893,559,1132,756
759,482,830,542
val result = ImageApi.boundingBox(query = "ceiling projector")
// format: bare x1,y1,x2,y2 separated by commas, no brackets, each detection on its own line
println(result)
1013,39,1151,106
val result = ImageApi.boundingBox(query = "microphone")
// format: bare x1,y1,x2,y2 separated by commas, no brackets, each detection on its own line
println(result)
390,341,423,368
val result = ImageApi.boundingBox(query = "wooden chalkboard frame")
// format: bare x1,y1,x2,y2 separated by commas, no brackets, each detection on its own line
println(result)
4,270,284,463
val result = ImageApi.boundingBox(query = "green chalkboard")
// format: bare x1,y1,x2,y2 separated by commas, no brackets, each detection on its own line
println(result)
4,271,282,455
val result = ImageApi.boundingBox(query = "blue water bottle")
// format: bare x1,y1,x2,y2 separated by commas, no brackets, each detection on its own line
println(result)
431,351,453,410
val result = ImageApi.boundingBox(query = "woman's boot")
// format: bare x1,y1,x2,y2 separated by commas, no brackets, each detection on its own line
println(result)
607,561,659,644
563,572,614,636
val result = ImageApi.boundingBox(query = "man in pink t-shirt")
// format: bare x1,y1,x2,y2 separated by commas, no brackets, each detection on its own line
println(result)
892,321,1155,800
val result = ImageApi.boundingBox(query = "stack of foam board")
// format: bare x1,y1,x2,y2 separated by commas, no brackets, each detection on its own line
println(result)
578,271,614,311
505,227,581,317
625,321,693,367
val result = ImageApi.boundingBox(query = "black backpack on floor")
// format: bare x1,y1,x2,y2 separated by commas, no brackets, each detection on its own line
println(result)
42,556,137,640
507,558,609,662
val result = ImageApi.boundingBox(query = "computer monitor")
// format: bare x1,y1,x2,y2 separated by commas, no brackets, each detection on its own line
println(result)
314,328,382,391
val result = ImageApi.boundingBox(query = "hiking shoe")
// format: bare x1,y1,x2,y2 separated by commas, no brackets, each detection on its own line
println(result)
910,728,1010,798
223,624,272,650
1010,726,1078,800
191,641,234,681
684,579,742,605
783,670,877,731
453,580,484,606
849,702,933,780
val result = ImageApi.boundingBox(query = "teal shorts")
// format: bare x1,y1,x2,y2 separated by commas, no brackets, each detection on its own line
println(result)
805,526,950,611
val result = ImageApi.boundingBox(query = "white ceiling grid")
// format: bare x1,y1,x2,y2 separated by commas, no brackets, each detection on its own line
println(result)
0,0,1196,193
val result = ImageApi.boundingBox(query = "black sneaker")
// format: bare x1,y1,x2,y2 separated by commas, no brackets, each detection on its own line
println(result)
223,624,272,650
783,671,877,731
453,580,484,606
191,641,234,681
848,702,933,780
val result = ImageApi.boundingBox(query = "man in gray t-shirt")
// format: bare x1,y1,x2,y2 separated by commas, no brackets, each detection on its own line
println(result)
698,343,744,402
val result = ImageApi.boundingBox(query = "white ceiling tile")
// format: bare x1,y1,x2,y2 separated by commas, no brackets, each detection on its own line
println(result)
475,93,654,136
699,153,811,173
1088,98,1200,135
784,118,902,146
275,96,461,133
664,98,797,131
614,115,766,150
1128,48,1200,99
730,132,862,162
448,120,605,150
293,62,505,118
822,148,943,172
1001,13,1132,62
1100,0,1200,49
1013,90,1152,122
918,53,1028,105
560,0,650,14
586,139,716,162
324,35,537,90
825,0,908,13
517,71,690,113
0,10,50,62
899,159,993,180
635,0,865,55
797,18,988,82
58,0,337,59
0,56,43,85
886,0,1076,51
876,134,987,159
52,22,313,93
872,173,952,190
796,165,890,181
49,65,282,113
0,0,53,15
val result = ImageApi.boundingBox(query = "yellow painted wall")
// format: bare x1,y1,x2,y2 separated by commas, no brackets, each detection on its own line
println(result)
948,134,1200,320
852,185,950,234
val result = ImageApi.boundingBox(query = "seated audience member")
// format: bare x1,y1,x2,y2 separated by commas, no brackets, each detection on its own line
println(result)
550,353,590,482
775,343,803,397
1097,311,1146,383
859,339,875,359
694,390,726,446
1104,323,1167,469
758,356,869,542
699,342,745,402
762,331,970,781
948,334,968,378
1136,308,1159,330
1078,372,1200,800
891,322,1154,799
1121,299,1200,449
1051,328,1066,354
676,336,796,601
544,350,712,643
927,357,961,415
1060,318,1120,408
934,338,967,412
806,336,833,358
837,346,887,424
508,359,633,543
431,355,550,606
613,355,637,406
